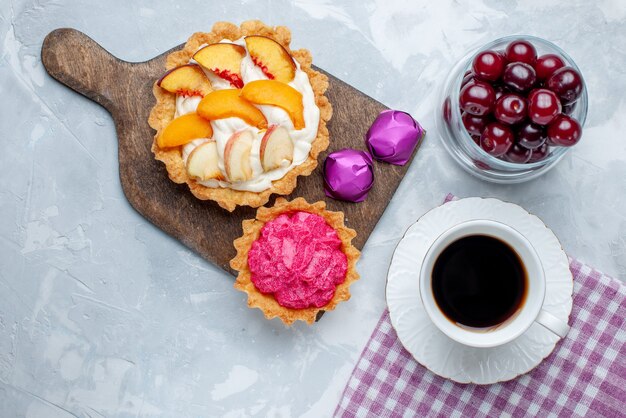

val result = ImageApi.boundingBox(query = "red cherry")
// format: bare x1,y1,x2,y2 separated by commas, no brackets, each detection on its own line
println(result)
562,102,575,115
535,54,565,81
472,50,506,82
443,97,452,123
461,71,474,88
462,112,491,136
494,93,527,125
528,143,550,162
517,122,547,149
503,143,532,163
480,122,514,157
528,88,562,125
547,114,582,146
546,67,583,104
471,134,481,145
473,159,492,170
505,40,537,65
494,84,511,101
502,62,537,92
459,80,496,116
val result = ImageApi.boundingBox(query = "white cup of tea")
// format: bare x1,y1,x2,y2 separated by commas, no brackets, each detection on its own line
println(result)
419,219,570,348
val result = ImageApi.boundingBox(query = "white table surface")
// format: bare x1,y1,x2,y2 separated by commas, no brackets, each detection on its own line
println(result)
1,0,625,416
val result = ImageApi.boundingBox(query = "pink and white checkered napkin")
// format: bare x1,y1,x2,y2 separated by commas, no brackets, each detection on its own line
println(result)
335,197,626,418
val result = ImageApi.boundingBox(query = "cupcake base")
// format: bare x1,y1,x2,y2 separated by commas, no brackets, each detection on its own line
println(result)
230,197,360,325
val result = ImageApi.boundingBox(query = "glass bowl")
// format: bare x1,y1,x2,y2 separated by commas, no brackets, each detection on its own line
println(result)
437,35,588,183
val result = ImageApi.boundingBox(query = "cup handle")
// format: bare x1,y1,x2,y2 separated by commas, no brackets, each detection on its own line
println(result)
535,310,570,338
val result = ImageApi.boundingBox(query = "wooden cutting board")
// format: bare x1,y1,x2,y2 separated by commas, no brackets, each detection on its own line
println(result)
41,28,419,275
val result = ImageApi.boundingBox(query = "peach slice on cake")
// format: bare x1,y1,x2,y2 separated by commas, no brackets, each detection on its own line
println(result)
197,89,268,129
241,80,305,130
260,125,294,171
157,64,212,97
193,43,246,88
157,112,213,148
245,36,296,83
224,130,254,182
186,140,223,181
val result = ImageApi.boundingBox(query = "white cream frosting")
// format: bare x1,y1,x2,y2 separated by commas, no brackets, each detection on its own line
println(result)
175,37,320,192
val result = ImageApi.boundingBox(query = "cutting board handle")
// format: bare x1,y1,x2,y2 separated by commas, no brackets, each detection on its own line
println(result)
42,28,128,113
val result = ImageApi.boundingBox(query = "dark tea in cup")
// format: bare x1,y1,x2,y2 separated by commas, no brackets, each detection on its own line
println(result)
431,235,527,329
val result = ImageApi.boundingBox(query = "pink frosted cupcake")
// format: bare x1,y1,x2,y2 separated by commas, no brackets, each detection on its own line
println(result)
231,197,360,325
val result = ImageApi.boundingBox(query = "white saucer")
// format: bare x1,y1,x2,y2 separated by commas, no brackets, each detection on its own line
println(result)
386,197,573,384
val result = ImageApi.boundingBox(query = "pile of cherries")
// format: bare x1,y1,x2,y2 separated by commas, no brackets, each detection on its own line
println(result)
460,39,583,164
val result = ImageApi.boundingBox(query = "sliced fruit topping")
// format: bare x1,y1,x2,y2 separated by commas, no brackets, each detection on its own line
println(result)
245,36,296,83
193,43,246,88
157,112,213,149
260,125,294,171
197,89,267,129
157,64,211,97
241,80,304,130
186,140,223,181
224,130,254,182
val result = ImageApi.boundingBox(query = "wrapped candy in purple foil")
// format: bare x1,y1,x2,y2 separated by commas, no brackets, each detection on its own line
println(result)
365,110,425,165
323,149,374,203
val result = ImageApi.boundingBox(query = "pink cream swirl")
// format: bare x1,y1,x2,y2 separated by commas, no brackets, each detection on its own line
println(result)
247,211,348,309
